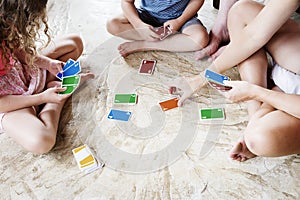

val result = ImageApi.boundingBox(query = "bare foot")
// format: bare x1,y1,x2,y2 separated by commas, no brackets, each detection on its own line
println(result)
79,72,95,85
118,41,145,57
229,139,257,162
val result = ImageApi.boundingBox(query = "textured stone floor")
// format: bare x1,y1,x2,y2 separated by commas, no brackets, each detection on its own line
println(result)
1,0,300,199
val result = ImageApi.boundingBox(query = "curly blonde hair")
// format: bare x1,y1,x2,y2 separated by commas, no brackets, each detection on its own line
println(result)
0,0,51,70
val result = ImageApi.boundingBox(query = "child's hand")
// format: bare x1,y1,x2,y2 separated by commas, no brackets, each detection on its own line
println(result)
221,81,255,103
164,19,181,33
136,23,160,41
40,86,71,104
46,60,64,76
168,74,206,107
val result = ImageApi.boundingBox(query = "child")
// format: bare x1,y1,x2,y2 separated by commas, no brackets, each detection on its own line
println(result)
169,0,300,161
0,0,94,154
106,0,209,57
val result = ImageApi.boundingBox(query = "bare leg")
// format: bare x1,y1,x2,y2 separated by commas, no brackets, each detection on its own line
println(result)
106,14,149,41
238,49,268,118
230,88,300,161
118,24,209,57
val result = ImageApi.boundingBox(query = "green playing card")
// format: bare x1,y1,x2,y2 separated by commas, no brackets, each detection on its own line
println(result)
114,94,137,104
59,85,77,95
62,75,80,85
200,108,225,120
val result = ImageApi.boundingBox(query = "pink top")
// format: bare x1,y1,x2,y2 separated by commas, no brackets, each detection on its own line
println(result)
0,50,46,96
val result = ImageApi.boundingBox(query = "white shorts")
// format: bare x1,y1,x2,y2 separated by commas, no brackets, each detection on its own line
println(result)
272,64,300,94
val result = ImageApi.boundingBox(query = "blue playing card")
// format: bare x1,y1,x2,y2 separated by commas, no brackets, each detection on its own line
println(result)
205,69,230,85
56,59,75,80
108,109,132,122
62,61,81,78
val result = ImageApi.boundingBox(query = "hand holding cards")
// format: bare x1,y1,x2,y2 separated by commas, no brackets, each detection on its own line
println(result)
57,59,82,94
154,25,172,40
205,69,232,91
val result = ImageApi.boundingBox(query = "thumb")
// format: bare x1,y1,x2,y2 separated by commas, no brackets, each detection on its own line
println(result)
223,80,235,87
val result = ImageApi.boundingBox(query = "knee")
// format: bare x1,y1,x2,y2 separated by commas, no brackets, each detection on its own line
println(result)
69,34,84,57
106,17,122,36
26,132,56,155
228,0,253,25
194,29,209,49
244,126,277,157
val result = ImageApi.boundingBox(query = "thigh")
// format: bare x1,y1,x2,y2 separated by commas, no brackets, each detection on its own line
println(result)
39,34,83,61
180,16,204,33
2,107,44,143
246,107,300,156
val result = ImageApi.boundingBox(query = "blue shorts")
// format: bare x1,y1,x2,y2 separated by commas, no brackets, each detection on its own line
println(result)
137,8,204,32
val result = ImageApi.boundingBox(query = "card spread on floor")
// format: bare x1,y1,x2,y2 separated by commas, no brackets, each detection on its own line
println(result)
59,75,81,95
138,59,156,75
72,144,104,174
159,97,179,111
56,58,75,80
154,25,172,40
108,109,132,121
114,94,138,105
200,108,225,120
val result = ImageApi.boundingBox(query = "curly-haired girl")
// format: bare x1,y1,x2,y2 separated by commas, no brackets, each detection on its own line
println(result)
0,0,94,154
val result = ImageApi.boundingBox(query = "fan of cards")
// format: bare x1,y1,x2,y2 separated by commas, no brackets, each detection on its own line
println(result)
72,144,104,174
205,69,232,91
154,25,172,40
56,58,81,94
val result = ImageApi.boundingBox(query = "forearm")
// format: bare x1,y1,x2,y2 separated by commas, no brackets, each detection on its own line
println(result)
176,0,204,26
0,94,45,113
213,0,238,33
121,0,144,28
253,85,300,119
213,1,299,72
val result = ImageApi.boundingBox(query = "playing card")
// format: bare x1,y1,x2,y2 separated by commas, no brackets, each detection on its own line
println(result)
108,109,132,121
154,25,172,40
62,61,81,77
200,108,225,120
208,81,232,91
59,85,78,95
114,94,137,104
62,75,81,85
205,69,230,85
72,144,104,174
56,59,75,80
159,97,179,111
138,59,156,75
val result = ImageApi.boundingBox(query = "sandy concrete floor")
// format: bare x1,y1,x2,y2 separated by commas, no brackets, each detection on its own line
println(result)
1,0,300,199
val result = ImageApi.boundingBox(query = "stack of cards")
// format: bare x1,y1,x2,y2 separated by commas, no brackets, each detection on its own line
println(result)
56,58,82,94
205,69,232,91
154,25,172,40
72,144,104,174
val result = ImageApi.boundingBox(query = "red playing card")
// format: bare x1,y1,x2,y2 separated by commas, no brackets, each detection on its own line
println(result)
138,59,156,75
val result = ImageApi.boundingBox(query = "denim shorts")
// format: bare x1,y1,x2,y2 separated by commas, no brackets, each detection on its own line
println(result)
137,8,204,32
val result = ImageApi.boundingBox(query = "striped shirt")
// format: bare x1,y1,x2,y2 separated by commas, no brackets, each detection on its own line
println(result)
141,0,190,19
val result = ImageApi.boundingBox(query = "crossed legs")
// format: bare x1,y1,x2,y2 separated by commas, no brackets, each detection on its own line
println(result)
3,34,88,154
